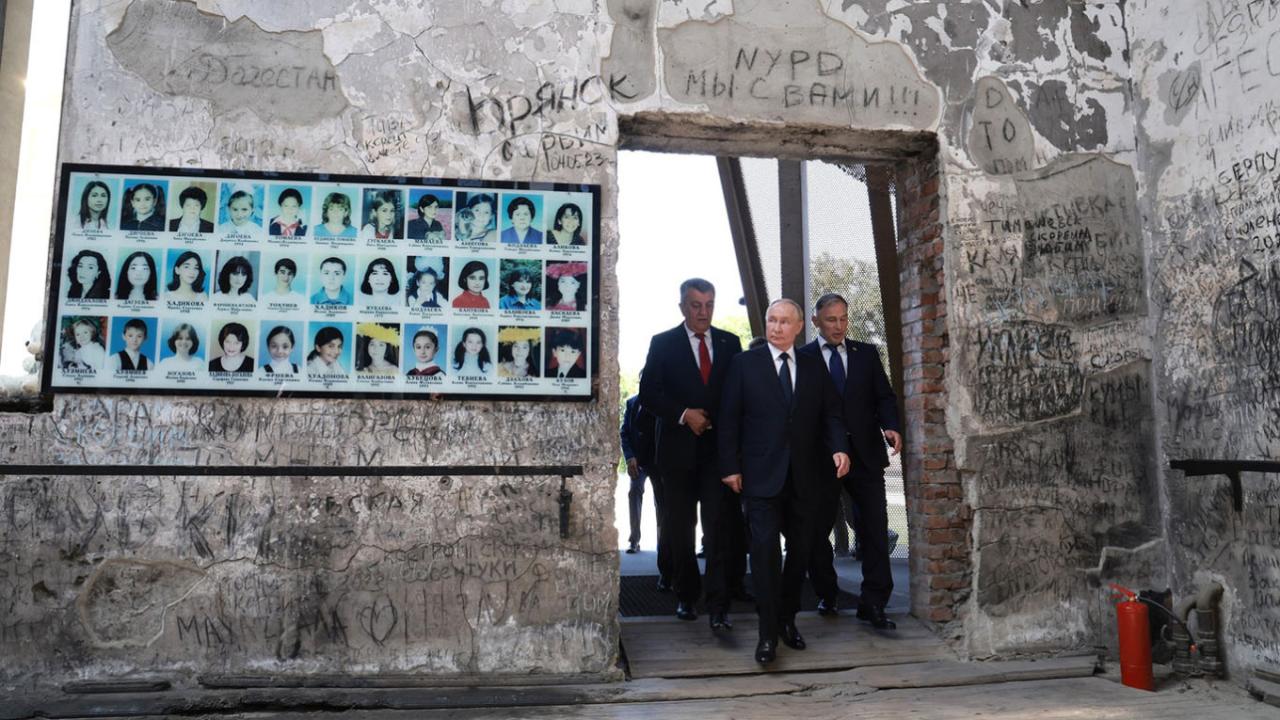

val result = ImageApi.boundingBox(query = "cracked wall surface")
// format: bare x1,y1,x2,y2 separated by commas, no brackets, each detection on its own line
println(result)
1128,0,1280,680
0,0,1189,691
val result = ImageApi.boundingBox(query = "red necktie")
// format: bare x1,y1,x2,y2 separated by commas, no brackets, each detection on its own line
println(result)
696,333,711,385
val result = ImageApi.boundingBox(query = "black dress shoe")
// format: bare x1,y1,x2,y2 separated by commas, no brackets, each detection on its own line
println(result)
816,598,839,616
754,638,777,663
625,542,640,554
675,602,697,621
856,605,897,629
656,577,672,592
779,621,806,650
730,587,755,603
709,610,733,630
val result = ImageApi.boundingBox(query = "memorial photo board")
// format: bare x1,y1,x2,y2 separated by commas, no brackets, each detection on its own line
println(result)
44,164,601,401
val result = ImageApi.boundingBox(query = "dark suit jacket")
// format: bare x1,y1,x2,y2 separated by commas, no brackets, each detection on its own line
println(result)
639,324,741,475
718,345,849,499
620,394,656,469
169,218,215,233
800,338,900,473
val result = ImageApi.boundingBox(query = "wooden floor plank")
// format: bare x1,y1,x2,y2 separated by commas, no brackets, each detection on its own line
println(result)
258,677,1280,719
621,610,952,679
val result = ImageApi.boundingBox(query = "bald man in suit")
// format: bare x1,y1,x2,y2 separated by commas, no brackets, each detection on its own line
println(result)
719,298,850,664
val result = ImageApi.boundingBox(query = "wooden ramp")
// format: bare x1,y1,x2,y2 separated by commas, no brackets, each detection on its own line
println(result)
621,610,952,678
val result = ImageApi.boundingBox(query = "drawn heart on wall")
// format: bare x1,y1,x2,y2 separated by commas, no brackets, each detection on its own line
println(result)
358,595,398,645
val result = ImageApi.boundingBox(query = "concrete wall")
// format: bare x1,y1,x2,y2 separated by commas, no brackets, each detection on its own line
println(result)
0,0,1206,692
0,0,33,355
1129,0,1280,678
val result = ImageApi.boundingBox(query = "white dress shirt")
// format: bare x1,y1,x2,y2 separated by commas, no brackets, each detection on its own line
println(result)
819,338,848,375
684,323,713,365
768,343,797,387
678,324,715,425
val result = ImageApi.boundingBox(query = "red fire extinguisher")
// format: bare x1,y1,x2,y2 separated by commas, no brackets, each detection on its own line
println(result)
1111,584,1154,691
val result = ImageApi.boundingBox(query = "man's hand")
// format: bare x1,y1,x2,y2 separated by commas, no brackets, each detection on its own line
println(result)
626,458,639,480
684,408,712,435
832,452,851,478
721,474,743,493
884,430,903,456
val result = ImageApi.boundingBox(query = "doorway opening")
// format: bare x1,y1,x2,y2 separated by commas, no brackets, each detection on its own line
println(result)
611,122,953,677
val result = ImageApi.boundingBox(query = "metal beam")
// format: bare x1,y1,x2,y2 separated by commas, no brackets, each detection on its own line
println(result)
778,159,807,341
866,165,905,413
716,156,768,337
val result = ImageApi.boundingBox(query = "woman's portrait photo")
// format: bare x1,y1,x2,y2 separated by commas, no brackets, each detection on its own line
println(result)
359,256,400,308
545,327,587,379
405,324,447,377
545,261,588,311
305,323,351,379
547,200,589,246
260,254,307,305
114,250,159,302
208,321,255,374
451,258,495,310
314,188,359,240
58,315,107,372
268,186,310,238
65,248,112,301
454,192,498,243
69,176,118,232
119,180,168,232
217,183,264,234
406,190,451,241
497,326,541,379
107,316,156,373
155,321,205,373
451,325,494,378
359,188,404,241
167,182,216,234
498,259,542,311
214,251,260,303
405,256,449,308
499,194,544,245
356,322,401,376
260,322,302,375
164,249,210,302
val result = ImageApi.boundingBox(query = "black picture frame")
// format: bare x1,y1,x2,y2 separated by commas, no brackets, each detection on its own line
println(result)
43,163,602,403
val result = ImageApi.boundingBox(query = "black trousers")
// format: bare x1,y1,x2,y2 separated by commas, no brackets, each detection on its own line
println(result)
662,456,739,610
627,469,672,581
809,468,894,609
742,483,811,643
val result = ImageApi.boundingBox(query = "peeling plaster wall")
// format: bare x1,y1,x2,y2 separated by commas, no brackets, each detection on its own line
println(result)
1,0,622,691
0,0,1160,690
1129,0,1280,678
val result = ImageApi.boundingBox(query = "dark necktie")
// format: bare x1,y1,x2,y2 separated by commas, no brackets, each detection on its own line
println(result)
778,352,793,406
696,333,711,385
826,343,846,395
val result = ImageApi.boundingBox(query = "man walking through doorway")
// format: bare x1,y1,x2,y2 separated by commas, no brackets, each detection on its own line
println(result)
719,298,850,663
640,278,742,630
801,292,902,629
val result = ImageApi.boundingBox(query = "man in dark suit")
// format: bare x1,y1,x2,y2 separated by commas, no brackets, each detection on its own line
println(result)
640,278,743,628
620,382,671,587
719,299,851,663
800,292,903,630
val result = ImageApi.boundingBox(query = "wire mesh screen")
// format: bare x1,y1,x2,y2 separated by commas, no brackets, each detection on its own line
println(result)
804,160,907,560
740,157,782,303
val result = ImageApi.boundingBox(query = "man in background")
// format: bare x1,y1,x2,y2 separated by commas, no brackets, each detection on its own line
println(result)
620,374,671,588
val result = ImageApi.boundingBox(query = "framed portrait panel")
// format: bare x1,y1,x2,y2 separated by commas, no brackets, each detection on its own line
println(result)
44,164,601,401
